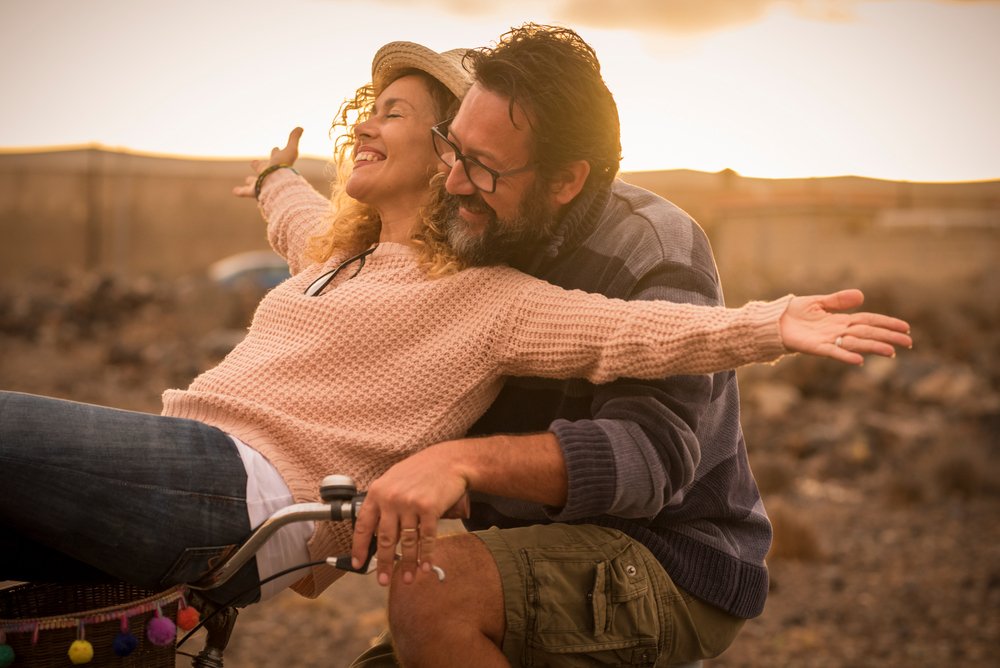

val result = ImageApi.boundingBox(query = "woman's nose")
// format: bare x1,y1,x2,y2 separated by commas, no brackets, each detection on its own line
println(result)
355,117,376,139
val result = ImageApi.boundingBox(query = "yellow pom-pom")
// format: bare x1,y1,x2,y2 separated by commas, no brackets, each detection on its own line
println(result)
68,639,94,664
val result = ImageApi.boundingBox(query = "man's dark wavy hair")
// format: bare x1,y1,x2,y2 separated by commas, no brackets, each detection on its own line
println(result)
465,23,622,192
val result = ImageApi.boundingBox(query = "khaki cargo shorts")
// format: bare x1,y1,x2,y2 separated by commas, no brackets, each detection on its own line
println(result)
475,523,744,667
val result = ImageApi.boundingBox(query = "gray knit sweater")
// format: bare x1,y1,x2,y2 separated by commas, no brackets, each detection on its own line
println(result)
466,180,772,619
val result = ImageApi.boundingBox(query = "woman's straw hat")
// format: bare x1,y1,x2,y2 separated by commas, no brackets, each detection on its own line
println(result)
371,41,472,99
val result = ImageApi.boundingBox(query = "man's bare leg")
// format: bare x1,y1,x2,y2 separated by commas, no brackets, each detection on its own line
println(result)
388,533,508,667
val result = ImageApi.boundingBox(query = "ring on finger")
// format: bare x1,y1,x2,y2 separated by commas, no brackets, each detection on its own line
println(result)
835,336,844,348
400,528,419,534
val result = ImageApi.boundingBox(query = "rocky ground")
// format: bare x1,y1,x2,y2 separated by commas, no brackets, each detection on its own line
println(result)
0,271,996,667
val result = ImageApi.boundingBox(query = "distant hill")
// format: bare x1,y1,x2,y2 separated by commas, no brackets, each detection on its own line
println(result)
620,168,1000,232
1,148,997,303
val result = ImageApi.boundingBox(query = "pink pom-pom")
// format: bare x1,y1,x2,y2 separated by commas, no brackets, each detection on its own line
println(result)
146,615,176,646
177,605,200,631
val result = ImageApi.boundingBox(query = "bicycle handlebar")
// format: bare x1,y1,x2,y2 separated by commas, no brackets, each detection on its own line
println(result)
188,475,374,591
183,475,447,667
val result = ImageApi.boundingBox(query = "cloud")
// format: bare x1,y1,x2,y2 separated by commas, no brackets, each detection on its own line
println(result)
560,0,788,34
359,0,1000,34
557,0,1000,34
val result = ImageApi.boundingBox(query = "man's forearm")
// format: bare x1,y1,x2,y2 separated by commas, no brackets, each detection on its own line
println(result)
441,432,568,508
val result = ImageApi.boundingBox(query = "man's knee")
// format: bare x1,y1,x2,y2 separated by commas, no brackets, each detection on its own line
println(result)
388,533,504,648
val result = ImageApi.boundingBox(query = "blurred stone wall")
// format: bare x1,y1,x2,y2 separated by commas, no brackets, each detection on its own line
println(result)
0,148,330,280
622,170,1000,305
2,149,997,303
708,206,999,305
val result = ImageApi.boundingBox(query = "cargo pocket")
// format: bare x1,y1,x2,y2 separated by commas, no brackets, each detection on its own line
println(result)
528,543,660,666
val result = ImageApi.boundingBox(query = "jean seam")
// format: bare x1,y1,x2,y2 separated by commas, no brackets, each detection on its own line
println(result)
0,453,247,503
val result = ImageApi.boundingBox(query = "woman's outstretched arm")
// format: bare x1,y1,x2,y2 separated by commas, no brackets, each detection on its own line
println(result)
495,279,911,382
232,126,304,198
232,128,332,273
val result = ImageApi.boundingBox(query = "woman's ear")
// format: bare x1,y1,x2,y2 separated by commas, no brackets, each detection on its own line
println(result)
549,160,591,206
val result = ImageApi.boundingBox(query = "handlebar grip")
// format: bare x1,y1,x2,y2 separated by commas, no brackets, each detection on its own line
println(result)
324,491,367,523
329,536,378,574
326,489,374,573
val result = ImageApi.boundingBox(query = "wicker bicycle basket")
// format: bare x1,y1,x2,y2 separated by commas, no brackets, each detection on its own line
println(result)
0,582,181,667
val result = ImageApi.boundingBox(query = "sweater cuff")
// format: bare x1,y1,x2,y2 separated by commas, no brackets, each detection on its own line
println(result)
747,294,794,361
546,419,617,520
256,167,306,210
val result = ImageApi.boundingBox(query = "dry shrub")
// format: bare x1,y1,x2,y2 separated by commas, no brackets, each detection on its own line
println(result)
767,501,823,561
752,456,797,496
935,454,986,500
884,471,927,508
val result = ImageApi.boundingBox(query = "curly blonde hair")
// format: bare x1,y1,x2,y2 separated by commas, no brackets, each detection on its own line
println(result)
306,70,467,277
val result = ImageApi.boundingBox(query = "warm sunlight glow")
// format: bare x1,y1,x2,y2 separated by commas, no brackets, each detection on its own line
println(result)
598,1,1000,180
0,0,997,181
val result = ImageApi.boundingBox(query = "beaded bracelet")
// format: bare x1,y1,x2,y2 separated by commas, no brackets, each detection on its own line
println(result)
254,164,299,200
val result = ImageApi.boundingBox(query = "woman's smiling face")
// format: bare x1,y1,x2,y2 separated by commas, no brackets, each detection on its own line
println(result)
345,74,444,214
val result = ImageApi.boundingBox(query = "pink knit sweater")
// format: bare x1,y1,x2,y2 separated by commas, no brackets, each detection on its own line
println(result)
161,171,790,596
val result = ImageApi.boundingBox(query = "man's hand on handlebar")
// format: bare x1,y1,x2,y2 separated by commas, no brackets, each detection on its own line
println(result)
350,444,471,587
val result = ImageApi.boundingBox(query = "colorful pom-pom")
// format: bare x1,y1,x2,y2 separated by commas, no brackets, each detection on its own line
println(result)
146,614,176,646
68,638,94,664
177,605,201,631
114,615,139,657
0,643,15,668
113,630,139,657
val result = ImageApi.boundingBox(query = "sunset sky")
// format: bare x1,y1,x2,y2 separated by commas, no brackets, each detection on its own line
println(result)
1,0,997,182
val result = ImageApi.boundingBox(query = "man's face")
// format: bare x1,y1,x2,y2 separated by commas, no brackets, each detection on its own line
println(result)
438,84,560,264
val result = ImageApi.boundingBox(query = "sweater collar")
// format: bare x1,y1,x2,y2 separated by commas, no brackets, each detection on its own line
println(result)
371,241,418,258
515,183,611,274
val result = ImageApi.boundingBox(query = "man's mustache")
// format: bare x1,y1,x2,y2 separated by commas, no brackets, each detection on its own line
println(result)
449,193,493,216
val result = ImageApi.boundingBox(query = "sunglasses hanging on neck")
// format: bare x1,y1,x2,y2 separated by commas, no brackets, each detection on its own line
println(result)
303,244,379,296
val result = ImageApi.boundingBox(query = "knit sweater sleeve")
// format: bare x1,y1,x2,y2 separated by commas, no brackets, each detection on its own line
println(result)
494,277,792,382
256,168,331,274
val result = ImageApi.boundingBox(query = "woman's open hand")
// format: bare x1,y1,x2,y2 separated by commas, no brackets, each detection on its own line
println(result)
780,289,912,365
232,127,304,198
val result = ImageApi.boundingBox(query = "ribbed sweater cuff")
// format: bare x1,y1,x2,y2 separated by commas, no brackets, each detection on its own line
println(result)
256,165,304,206
747,294,794,361
547,419,617,520
664,530,769,618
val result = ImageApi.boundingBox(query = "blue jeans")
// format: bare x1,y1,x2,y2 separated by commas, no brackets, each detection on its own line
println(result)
0,391,260,606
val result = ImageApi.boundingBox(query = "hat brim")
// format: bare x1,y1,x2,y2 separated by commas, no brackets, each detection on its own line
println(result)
371,41,472,101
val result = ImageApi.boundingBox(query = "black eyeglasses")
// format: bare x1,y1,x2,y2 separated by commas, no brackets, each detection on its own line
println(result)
303,245,378,296
431,120,535,193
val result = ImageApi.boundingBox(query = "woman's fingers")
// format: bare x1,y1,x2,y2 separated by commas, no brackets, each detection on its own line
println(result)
817,288,865,312
842,321,913,349
231,174,256,197
826,321,913,365
270,127,303,166
286,126,303,152
849,311,911,335
233,130,303,198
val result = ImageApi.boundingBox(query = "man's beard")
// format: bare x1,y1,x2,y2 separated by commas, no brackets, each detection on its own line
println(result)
440,179,558,268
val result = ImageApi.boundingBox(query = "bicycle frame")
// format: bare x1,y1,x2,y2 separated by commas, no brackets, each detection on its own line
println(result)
184,475,367,668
